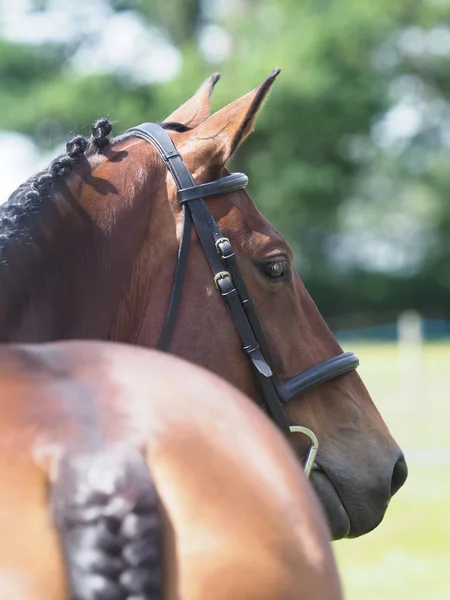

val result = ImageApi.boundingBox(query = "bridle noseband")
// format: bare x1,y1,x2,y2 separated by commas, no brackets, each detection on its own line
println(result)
126,123,359,476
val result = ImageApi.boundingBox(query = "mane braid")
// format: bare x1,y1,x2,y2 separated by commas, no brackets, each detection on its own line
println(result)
0,118,191,259
0,118,113,257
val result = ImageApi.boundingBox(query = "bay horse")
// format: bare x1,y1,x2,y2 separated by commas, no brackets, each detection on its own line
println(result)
0,69,407,539
0,340,342,600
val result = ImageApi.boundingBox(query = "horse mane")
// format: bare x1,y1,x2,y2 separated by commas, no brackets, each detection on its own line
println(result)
0,118,113,258
0,118,191,260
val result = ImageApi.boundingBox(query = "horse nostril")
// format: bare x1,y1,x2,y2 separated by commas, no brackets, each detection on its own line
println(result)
390,453,408,497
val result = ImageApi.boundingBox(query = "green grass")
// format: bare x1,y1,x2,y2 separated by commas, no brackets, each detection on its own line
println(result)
332,341,450,600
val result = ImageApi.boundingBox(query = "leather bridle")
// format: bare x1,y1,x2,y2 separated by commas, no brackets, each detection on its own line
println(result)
126,122,359,475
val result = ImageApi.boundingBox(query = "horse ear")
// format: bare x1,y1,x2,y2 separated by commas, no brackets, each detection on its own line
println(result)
164,73,221,128
192,68,281,167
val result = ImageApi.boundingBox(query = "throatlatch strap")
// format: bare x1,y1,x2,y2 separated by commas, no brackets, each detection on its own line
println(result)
156,203,191,350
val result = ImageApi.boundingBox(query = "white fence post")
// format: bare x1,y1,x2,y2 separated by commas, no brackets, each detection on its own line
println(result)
397,310,424,411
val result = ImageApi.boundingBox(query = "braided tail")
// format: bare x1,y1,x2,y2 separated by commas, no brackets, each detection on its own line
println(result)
50,444,163,600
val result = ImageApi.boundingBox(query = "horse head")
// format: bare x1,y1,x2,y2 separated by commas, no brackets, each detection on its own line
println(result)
0,70,407,539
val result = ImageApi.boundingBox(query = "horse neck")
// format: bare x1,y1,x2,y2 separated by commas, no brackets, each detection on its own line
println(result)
0,174,153,343
108,183,179,346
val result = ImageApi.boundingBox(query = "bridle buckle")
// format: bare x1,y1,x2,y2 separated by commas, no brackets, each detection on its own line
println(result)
215,237,234,259
213,271,231,290
215,237,230,252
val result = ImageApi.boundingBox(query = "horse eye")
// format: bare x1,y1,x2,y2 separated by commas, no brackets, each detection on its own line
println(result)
260,257,291,281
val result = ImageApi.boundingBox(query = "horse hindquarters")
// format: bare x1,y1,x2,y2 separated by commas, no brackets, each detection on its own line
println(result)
50,444,163,600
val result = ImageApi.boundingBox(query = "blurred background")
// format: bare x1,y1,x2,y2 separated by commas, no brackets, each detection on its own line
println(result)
0,0,448,597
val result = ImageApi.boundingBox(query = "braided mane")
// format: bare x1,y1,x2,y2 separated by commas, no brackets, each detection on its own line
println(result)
0,118,191,265
0,118,114,256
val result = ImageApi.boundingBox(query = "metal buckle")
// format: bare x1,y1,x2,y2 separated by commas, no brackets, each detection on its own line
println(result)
289,426,319,478
215,237,231,253
215,237,230,250
213,271,231,290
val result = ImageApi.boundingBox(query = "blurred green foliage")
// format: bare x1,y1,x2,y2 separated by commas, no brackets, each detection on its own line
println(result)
1,0,449,327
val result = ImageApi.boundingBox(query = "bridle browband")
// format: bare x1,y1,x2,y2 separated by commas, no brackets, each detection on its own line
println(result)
126,122,359,475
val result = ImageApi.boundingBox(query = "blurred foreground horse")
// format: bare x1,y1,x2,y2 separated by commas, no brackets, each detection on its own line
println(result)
0,341,342,600
0,69,407,539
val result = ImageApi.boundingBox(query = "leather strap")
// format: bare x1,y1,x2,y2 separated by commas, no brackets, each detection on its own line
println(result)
156,204,191,350
179,173,248,203
278,352,360,403
127,125,193,350
217,238,279,379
